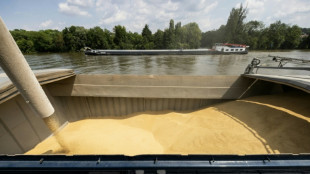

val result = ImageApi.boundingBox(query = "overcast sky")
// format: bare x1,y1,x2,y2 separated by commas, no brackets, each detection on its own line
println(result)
1,0,310,33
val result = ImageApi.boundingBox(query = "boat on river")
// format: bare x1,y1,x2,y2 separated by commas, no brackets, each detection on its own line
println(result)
213,43,249,54
84,43,249,56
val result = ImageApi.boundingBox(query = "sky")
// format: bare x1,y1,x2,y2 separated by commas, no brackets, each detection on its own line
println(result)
0,0,310,33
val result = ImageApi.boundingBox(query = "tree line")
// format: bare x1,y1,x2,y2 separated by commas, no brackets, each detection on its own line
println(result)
201,5,310,50
10,5,310,53
10,20,202,53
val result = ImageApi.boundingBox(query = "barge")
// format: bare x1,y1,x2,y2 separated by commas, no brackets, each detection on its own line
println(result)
84,43,249,56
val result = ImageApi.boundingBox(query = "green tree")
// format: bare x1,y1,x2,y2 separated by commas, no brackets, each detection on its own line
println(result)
164,19,176,49
244,21,265,49
11,29,35,53
16,38,35,53
113,25,129,49
49,30,65,52
128,32,143,49
35,30,65,52
141,24,154,49
142,24,152,42
282,25,302,49
11,29,28,40
30,31,49,52
62,26,87,51
182,22,202,48
266,21,288,49
201,30,216,48
153,29,164,49
175,22,184,48
245,21,264,34
224,4,248,43
299,35,310,49
201,25,226,48
86,26,113,49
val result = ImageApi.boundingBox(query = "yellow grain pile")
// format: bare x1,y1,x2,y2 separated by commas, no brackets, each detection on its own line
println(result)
26,91,310,155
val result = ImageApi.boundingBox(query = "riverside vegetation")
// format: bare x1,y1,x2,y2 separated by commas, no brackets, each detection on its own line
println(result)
10,5,310,53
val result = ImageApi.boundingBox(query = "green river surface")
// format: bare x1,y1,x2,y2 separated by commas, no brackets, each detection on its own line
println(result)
1,50,310,75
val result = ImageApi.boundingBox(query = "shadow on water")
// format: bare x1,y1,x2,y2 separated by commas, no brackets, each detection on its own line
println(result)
213,90,310,153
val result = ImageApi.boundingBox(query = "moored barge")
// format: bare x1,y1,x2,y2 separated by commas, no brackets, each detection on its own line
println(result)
84,43,249,55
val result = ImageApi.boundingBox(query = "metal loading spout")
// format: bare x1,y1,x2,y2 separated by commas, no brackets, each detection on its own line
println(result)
0,17,54,118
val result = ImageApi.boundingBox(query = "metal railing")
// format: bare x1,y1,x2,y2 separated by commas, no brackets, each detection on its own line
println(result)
244,55,310,74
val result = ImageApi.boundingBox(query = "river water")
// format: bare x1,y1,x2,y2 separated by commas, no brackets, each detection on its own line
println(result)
1,50,310,75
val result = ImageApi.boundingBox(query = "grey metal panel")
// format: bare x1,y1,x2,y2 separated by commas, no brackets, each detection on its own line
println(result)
101,98,111,116
119,98,127,115
0,99,26,130
174,99,181,110
151,99,157,111
181,99,189,111
125,98,133,115
0,69,75,104
10,121,40,152
162,98,169,110
50,96,232,123
107,97,115,116
144,98,150,111
0,122,5,137
48,75,253,99
0,127,23,154
168,98,176,110
15,96,51,141
138,98,144,112
61,97,91,121
0,97,43,153
73,75,243,87
156,99,164,111
131,98,139,114
113,98,121,116
90,97,102,117
63,85,246,99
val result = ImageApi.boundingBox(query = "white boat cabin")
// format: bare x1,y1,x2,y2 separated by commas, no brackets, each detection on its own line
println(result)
213,43,249,53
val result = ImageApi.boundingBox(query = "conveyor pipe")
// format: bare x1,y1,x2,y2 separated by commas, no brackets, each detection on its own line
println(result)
0,17,54,118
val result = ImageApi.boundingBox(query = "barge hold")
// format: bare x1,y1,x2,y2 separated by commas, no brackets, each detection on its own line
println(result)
1,17,310,173
1,70,310,173
84,43,249,55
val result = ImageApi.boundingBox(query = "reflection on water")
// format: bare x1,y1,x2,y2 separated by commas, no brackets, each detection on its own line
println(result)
0,50,310,75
